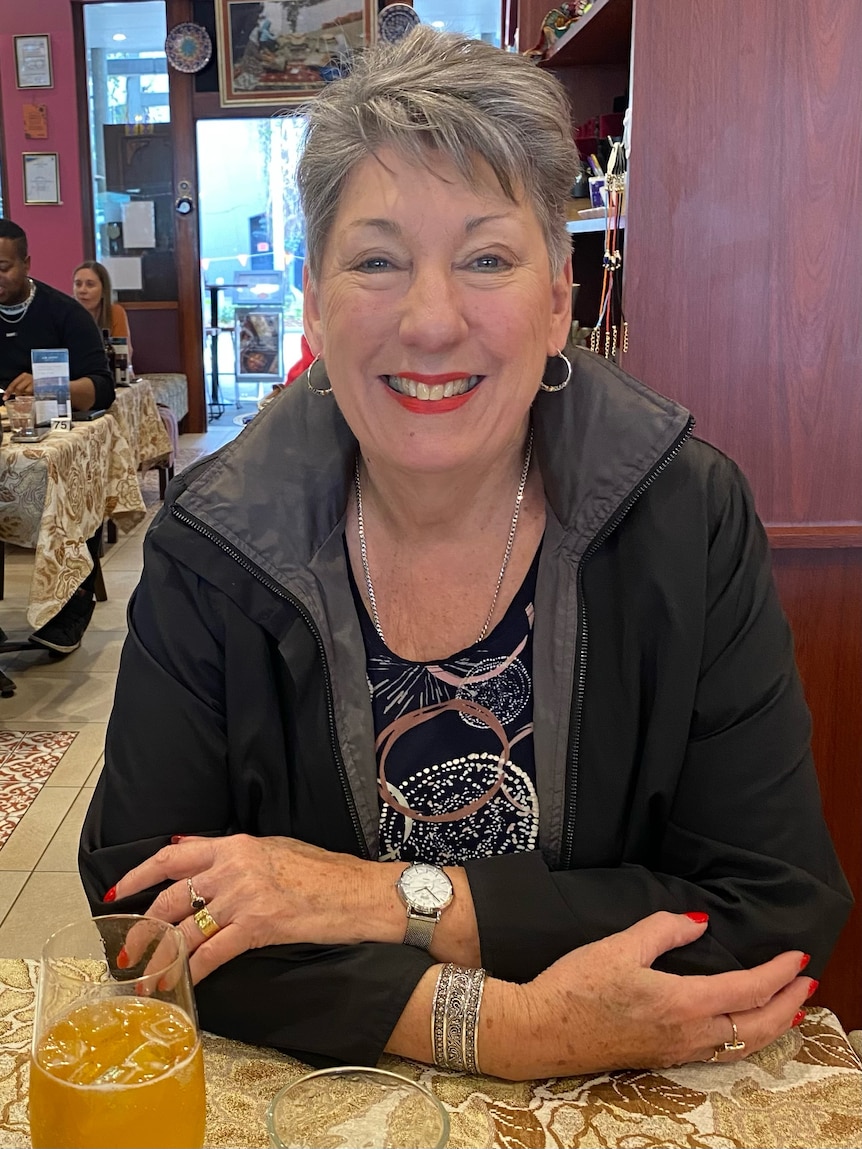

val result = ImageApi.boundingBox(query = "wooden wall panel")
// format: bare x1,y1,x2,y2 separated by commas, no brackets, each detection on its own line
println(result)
125,304,181,375
619,0,861,1028
772,549,862,1032
622,0,862,529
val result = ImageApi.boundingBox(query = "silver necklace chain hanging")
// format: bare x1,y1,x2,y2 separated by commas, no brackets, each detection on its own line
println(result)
0,279,36,325
354,428,534,647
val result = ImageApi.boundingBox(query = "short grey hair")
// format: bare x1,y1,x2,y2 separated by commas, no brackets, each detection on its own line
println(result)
297,27,578,281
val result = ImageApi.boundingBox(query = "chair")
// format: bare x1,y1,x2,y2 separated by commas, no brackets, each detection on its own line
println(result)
0,625,47,698
0,537,108,697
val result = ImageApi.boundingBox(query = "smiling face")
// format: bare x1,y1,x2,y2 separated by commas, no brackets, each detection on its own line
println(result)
303,147,571,476
0,238,31,306
72,267,103,314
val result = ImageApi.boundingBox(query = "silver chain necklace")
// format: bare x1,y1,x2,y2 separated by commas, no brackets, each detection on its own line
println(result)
0,279,36,324
354,427,534,647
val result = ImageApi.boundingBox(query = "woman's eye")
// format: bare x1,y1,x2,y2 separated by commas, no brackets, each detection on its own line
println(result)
355,257,393,272
470,255,507,271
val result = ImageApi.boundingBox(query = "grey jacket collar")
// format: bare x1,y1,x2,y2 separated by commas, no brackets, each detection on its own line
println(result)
177,349,691,859
180,349,690,575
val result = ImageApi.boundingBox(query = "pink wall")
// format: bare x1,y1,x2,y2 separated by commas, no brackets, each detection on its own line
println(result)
0,0,85,289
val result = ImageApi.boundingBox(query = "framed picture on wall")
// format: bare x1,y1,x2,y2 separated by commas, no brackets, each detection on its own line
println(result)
234,307,283,381
14,35,53,89
214,0,375,107
22,152,60,205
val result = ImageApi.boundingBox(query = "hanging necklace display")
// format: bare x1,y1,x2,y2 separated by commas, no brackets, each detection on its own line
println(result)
590,141,628,361
355,428,534,647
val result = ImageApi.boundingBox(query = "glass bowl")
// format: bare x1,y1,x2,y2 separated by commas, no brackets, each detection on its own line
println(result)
267,1065,449,1149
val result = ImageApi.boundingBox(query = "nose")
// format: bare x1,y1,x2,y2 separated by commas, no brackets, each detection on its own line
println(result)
397,264,468,352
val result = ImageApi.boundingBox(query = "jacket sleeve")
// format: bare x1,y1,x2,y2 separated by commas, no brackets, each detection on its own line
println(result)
65,296,115,409
78,512,435,1067
465,458,852,983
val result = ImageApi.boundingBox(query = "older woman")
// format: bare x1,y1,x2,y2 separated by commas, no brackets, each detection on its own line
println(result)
80,30,850,1079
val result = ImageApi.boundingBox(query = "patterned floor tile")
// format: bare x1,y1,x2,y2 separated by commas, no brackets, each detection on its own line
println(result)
0,732,78,849
0,733,23,766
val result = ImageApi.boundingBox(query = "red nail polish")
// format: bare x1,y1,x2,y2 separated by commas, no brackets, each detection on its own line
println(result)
170,835,186,845
792,1010,805,1027
684,911,709,923
806,979,819,999
103,886,117,903
799,953,811,970
117,946,129,970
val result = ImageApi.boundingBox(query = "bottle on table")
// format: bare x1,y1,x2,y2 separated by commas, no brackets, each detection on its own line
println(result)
102,328,116,382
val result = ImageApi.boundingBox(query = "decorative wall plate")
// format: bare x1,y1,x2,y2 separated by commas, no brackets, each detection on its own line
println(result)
165,22,212,74
378,4,422,44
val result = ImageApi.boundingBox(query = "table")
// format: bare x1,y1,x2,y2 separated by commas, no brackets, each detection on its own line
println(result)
0,959,859,1149
0,417,145,628
110,380,172,469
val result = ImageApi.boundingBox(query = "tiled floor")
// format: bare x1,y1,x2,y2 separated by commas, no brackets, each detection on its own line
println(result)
0,417,243,956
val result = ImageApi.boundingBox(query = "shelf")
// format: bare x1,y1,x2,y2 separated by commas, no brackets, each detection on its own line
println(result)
566,199,625,234
539,0,633,68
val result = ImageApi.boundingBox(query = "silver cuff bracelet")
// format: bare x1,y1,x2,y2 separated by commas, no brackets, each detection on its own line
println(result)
431,963,486,1075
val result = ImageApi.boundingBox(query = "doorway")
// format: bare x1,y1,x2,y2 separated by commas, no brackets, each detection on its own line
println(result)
196,116,306,416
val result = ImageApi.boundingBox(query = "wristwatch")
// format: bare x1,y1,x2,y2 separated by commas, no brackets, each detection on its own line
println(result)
396,862,454,950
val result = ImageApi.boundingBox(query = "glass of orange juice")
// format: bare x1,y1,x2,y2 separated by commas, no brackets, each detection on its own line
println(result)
29,915,205,1149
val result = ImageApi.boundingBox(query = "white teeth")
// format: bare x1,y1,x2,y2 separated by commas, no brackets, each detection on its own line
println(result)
385,375,480,399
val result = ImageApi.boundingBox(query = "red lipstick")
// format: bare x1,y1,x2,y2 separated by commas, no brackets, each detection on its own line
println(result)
388,390,479,414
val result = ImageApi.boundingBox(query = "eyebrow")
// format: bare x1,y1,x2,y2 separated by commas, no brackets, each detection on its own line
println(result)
346,212,514,237
346,218,402,236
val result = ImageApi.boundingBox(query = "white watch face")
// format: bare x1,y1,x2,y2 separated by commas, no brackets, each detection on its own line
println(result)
399,863,453,914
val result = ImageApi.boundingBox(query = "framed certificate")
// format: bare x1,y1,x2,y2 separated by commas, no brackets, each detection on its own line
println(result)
14,35,53,89
23,152,60,205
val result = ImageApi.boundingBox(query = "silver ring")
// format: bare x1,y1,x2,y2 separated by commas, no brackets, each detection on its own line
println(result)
187,877,207,913
708,1012,746,1061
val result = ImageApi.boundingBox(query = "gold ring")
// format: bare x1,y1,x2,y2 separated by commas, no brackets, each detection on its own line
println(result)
708,1013,746,1061
187,878,207,913
193,906,221,939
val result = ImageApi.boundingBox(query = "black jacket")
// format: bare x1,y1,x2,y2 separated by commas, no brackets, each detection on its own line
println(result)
0,279,114,409
79,350,852,1066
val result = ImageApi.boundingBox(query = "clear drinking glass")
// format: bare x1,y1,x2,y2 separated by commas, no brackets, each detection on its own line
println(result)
6,394,36,437
29,915,205,1149
267,1066,450,1149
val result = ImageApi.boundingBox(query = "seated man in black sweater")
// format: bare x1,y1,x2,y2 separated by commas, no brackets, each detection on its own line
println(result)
0,218,115,654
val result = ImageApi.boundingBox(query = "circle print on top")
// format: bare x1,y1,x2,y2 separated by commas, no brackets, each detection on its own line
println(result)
164,22,212,74
379,4,422,44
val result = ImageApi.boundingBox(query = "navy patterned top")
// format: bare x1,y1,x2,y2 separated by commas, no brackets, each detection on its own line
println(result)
349,545,541,864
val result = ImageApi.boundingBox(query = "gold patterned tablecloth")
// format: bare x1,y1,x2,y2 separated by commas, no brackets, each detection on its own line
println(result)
110,381,172,469
0,959,859,1148
137,372,189,425
0,417,145,628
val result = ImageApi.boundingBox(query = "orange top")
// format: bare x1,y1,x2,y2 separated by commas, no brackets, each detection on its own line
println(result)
109,302,133,366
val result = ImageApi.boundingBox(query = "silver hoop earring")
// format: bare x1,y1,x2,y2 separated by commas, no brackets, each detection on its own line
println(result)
539,350,572,393
306,355,332,396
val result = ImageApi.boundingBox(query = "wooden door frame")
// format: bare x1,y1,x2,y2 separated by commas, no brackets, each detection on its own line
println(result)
73,0,206,431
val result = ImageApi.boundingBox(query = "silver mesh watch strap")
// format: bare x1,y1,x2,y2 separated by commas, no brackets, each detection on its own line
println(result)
403,909,439,950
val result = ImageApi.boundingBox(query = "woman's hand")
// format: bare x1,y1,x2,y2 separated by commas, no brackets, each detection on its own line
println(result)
110,835,402,983
483,911,815,1079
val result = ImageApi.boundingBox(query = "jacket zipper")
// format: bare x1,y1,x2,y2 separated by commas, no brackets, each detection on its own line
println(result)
561,416,696,867
171,504,370,860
